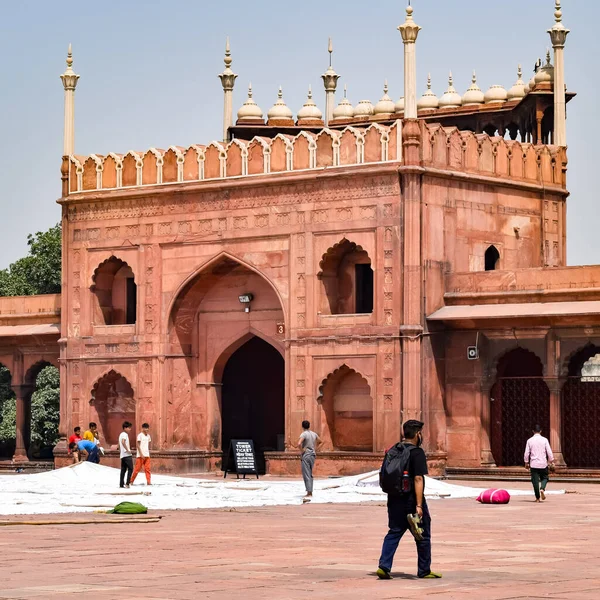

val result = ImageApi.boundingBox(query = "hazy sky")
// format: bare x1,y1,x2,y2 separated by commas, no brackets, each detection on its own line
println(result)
0,0,598,268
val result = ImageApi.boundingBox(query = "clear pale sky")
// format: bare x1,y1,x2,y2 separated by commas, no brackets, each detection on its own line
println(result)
0,0,597,268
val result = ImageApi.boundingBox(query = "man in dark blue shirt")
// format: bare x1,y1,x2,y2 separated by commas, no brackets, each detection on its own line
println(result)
377,419,442,580
73,439,100,463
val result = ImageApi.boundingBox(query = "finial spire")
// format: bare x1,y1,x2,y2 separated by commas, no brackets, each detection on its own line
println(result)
218,37,237,142
328,37,333,67
398,3,421,119
322,38,340,125
549,0,569,146
60,43,80,156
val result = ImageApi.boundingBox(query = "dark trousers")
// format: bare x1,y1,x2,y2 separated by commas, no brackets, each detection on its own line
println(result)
86,446,100,463
530,467,549,500
120,456,133,487
379,497,432,577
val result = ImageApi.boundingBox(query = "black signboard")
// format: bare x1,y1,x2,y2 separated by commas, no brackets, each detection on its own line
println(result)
224,439,259,479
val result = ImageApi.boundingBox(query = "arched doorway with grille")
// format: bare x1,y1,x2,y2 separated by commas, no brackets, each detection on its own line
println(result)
562,345,600,468
491,348,550,466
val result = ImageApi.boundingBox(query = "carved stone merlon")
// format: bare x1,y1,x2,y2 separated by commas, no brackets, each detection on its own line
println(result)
398,5,421,119
218,37,238,142
321,38,340,126
59,44,80,157
548,0,569,147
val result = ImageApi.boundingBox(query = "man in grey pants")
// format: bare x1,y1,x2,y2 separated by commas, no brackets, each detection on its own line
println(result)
298,420,321,503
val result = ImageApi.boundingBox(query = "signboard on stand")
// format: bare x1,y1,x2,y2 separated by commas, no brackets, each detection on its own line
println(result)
224,439,259,479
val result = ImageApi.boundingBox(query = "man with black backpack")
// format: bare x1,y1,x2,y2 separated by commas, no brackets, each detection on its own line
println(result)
376,419,442,580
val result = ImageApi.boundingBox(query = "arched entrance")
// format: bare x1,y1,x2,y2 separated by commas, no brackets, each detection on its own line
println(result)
562,345,600,468
491,348,550,466
221,336,284,469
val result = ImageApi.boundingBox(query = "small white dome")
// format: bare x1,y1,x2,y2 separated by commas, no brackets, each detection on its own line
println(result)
484,84,508,104
395,96,405,113
374,81,396,115
237,83,263,121
417,74,439,110
267,86,293,121
534,50,554,85
333,85,354,119
439,72,462,109
354,99,374,117
297,86,323,121
508,65,527,101
462,71,484,106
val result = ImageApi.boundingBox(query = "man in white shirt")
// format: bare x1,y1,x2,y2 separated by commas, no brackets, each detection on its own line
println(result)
119,421,134,488
130,423,152,486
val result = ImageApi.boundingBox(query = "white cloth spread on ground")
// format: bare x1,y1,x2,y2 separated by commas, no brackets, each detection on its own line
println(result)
0,463,564,516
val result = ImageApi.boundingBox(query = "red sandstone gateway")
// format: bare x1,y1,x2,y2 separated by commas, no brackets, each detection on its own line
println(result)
3,2,598,478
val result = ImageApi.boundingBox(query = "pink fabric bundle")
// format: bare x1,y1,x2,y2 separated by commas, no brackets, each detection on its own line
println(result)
476,488,510,504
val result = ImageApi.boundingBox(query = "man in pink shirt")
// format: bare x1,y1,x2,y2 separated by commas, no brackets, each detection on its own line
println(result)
524,424,555,502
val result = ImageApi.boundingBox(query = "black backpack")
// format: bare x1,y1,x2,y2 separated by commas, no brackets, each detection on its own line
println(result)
379,443,415,495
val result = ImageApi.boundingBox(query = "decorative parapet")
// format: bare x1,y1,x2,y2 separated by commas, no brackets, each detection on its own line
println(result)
65,121,402,195
421,122,567,188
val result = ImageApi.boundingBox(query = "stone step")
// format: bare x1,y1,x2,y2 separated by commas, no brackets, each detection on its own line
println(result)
0,460,54,473
446,466,600,483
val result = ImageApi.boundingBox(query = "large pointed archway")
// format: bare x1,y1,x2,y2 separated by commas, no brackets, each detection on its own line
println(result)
166,253,286,456
221,336,284,470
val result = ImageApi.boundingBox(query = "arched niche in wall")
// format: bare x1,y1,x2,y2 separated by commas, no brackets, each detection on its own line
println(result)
91,256,137,326
318,239,373,315
318,365,373,452
485,245,500,271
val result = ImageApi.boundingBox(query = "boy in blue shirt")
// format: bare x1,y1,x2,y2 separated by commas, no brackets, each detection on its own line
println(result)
69,439,100,463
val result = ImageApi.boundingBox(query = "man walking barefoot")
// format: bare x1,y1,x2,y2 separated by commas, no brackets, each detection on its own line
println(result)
130,423,152,486
524,424,555,502
377,419,442,580
297,420,321,503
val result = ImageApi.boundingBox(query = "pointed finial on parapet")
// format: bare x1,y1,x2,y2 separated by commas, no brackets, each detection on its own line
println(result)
328,37,333,67
219,36,237,91
549,0,569,147
398,4,421,119
60,43,79,90
60,43,80,156
322,38,340,125
549,0,569,46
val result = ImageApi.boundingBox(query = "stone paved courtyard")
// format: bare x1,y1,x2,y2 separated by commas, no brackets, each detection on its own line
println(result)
0,478,598,599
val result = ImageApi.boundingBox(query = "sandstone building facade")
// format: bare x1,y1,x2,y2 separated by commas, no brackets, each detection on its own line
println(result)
4,2,600,475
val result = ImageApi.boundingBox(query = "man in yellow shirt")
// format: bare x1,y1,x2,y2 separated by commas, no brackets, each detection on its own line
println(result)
83,422,99,443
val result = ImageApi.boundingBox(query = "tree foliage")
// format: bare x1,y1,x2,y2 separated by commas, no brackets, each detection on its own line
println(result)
30,366,60,448
0,223,62,296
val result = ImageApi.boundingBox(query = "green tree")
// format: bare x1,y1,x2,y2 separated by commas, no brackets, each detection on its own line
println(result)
30,366,60,449
0,223,62,296
0,365,16,444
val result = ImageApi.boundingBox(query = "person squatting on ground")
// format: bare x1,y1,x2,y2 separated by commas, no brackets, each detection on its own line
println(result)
70,439,100,463
524,424,555,502
297,420,321,503
377,419,442,580
130,423,152,486
119,422,134,488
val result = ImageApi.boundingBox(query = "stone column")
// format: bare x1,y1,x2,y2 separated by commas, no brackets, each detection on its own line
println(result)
59,44,79,156
398,5,421,119
218,38,237,143
546,378,566,466
480,378,496,466
321,40,340,127
548,1,569,147
400,120,423,421
12,385,30,462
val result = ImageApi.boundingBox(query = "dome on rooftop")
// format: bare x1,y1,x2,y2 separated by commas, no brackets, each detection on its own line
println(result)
508,65,527,101
462,71,484,106
297,86,323,121
354,99,374,117
534,51,554,85
374,82,396,115
333,86,354,119
267,87,294,121
417,74,439,110
237,84,263,121
484,84,508,104
439,73,462,109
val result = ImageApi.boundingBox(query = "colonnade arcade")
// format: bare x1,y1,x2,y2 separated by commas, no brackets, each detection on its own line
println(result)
479,336,600,469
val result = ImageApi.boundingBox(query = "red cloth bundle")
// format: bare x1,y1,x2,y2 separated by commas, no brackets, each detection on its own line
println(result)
476,488,510,504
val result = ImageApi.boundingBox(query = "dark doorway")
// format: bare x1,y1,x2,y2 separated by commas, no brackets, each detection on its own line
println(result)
491,348,550,466
221,336,284,472
485,246,500,271
355,264,374,314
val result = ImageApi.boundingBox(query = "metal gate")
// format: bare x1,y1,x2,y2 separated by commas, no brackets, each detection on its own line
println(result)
562,379,600,468
492,378,550,467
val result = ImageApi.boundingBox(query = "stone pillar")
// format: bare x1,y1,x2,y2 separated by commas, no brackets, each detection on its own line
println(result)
400,120,423,421
398,5,421,119
321,40,340,127
59,44,79,156
546,378,566,466
548,1,569,147
480,378,496,466
12,385,30,462
218,38,237,143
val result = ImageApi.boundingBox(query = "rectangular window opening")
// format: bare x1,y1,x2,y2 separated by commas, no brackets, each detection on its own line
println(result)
355,264,373,314
126,278,137,325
